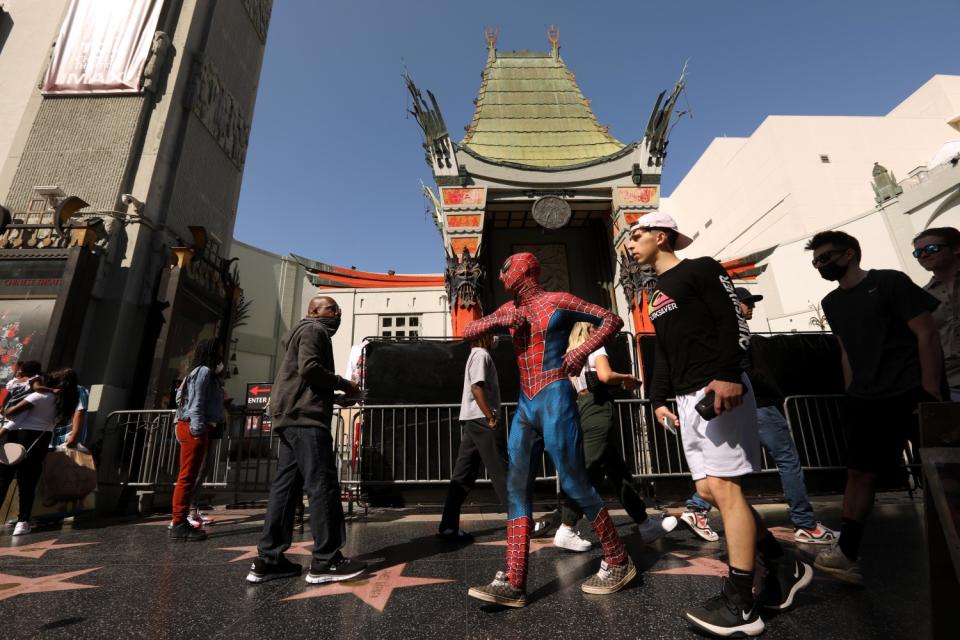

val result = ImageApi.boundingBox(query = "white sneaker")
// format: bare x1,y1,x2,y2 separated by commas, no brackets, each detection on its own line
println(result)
187,511,213,527
12,521,31,536
636,515,678,544
794,522,838,545
680,510,720,542
553,524,592,552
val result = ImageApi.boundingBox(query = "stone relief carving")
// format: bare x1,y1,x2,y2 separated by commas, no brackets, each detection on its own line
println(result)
445,248,484,310
186,57,251,170
242,0,273,43
617,252,657,307
142,31,171,94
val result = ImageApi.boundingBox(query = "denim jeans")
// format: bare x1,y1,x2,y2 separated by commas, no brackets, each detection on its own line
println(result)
687,407,816,530
257,426,345,564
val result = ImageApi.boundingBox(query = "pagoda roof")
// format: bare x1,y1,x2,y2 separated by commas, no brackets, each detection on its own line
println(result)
291,254,444,290
460,50,626,169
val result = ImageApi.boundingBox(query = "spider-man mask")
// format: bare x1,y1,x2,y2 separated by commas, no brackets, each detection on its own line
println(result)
500,252,541,295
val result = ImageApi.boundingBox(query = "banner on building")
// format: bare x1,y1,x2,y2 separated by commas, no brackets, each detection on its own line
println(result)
42,0,163,95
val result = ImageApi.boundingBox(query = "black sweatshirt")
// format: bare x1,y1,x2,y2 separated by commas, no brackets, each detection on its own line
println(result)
270,318,350,428
649,257,750,409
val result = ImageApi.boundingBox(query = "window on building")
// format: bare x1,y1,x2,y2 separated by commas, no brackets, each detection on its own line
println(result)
820,154,831,163
379,315,421,338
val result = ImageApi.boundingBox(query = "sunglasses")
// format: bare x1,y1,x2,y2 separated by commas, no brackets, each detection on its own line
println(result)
912,243,946,259
811,249,846,267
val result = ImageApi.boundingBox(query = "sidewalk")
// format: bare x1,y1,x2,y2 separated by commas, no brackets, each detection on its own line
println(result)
0,494,928,639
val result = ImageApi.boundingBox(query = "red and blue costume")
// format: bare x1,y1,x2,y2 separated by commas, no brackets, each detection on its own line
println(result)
464,253,628,591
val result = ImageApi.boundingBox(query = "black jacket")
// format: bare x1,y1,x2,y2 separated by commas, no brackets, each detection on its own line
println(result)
270,318,348,429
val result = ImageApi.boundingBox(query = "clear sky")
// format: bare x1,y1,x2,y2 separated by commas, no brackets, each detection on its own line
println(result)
234,0,960,274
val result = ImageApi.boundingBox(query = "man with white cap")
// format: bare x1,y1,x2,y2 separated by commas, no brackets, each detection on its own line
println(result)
626,212,812,638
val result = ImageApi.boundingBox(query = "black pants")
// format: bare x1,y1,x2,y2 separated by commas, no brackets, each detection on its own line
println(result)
439,418,509,532
257,426,345,564
0,430,52,522
561,394,647,526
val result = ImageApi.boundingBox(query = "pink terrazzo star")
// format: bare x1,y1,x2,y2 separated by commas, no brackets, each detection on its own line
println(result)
217,541,314,563
650,552,730,577
283,563,452,612
477,537,554,554
0,538,98,560
0,568,100,601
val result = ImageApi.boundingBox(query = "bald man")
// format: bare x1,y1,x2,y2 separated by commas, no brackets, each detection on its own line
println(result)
247,296,368,585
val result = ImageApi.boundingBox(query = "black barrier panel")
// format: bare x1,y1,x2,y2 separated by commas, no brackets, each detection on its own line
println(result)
364,333,637,405
638,332,844,398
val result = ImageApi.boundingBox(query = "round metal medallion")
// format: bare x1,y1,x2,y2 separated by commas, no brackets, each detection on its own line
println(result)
531,196,572,230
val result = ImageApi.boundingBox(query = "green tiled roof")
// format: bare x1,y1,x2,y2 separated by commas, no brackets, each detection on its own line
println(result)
461,51,625,168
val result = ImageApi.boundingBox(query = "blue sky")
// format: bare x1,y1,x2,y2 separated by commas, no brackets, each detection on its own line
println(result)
234,0,960,274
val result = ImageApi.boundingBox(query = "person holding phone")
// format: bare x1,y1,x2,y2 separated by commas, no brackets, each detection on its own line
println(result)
627,213,811,638
436,334,509,541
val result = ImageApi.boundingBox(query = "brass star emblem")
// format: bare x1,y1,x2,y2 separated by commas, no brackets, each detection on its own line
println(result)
0,568,100,601
218,541,313,563
0,538,97,559
283,563,452,612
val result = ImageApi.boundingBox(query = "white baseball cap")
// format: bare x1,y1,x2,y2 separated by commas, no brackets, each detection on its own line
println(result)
628,212,694,250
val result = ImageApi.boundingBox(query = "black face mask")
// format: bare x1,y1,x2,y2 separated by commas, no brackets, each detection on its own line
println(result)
315,315,341,335
817,261,849,282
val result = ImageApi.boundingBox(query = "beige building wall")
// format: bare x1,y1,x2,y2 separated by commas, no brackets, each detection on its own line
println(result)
661,75,960,331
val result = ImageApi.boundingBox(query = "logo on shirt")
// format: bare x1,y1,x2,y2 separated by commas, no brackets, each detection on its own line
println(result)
718,274,751,351
648,290,678,321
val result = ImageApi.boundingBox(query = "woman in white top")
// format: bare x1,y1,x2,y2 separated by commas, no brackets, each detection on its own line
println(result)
0,373,63,535
548,322,678,552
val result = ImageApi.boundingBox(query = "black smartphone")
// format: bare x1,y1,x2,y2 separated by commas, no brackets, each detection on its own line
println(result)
695,391,718,421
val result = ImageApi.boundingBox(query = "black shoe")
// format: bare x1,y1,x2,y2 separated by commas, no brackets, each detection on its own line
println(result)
168,522,207,542
684,579,765,637
246,556,303,584
306,554,367,584
531,509,560,539
467,571,527,608
436,528,474,543
757,557,813,610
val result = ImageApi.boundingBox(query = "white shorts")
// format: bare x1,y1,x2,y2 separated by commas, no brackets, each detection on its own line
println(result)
675,375,761,481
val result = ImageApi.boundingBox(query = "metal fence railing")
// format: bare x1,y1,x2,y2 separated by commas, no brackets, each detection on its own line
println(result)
99,394,859,511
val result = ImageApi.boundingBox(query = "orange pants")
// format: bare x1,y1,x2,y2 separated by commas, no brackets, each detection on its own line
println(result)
171,420,209,525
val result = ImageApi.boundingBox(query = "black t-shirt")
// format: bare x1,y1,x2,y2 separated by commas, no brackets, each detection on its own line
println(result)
649,257,750,408
821,269,939,398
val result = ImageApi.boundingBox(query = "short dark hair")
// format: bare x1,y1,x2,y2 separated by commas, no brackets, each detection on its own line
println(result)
649,227,680,251
914,226,960,249
804,230,861,261
17,360,42,377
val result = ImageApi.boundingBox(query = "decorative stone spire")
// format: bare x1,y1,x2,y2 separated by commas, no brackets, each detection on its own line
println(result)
484,27,498,63
547,25,560,62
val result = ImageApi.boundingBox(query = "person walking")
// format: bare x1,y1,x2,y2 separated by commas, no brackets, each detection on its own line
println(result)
169,338,225,542
246,296,367,585
437,334,509,541
547,322,677,552
0,371,71,535
807,230,943,586
679,289,837,545
912,226,960,400
628,212,812,637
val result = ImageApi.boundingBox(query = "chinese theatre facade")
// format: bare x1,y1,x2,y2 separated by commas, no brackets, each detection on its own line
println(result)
408,28,687,336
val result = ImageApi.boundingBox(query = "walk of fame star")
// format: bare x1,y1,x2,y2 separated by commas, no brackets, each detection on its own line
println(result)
0,568,100,601
218,541,313,563
283,563,452,611
768,526,799,544
137,513,252,527
0,538,97,559
650,552,729,577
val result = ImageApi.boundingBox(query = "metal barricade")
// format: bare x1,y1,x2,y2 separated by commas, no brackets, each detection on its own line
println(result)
783,395,848,470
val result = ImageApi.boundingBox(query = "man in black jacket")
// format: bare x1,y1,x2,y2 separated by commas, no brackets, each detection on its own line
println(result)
246,295,367,585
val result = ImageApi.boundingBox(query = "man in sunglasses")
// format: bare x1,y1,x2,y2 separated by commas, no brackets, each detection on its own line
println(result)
913,227,960,400
806,230,943,586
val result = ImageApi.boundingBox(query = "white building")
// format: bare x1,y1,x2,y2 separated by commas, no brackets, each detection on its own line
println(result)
226,241,450,401
662,75,960,331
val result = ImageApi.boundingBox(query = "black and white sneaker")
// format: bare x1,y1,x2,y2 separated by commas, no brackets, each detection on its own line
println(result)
246,556,303,584
757,557,813,610
305,554,367,584
467,571,527,608
168,522,207,542
684,579,765,638
531,509,560,539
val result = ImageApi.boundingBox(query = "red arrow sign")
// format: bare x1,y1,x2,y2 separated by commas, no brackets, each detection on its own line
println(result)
248,385,270,396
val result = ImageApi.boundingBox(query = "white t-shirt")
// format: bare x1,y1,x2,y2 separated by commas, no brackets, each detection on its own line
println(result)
5,391,58,432
573,347,608,393
459,347,501,421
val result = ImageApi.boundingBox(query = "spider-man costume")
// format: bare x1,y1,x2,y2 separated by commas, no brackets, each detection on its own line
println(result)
464,252,628,592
